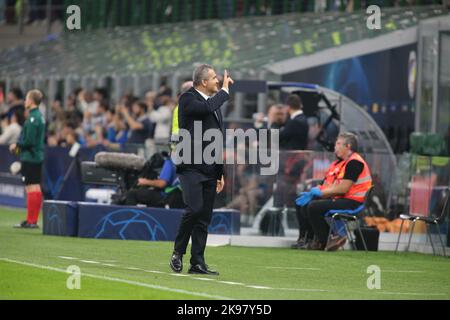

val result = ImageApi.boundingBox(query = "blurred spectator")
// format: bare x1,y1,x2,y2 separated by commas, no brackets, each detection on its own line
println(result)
84,101,109,147
120,100,155,145
156,82,172,106
1,88,24,122
103,108,128,150
279,94,309,150
78,89,98,116
145,90,157,110
58,121,84,147
93,87,109,104
83,100,108,137
0,108,24,144
47,98,65,134
253,104,287,130
149,93,173,143
64,93,83,127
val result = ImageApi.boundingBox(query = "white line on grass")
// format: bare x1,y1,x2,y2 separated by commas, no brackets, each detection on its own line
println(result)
274,287,329,292
58,256,78,260
125,267,142,271
140,269,165,274
192,277,215,281
218,281,245,285
0,258,234,300
378,291,446,296
381,270,426,273
54,256,329,293
79,260,100,264
101,263,118,267
263,266,321,271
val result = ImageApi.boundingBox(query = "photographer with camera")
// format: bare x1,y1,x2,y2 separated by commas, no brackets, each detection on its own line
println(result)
123,152,184,209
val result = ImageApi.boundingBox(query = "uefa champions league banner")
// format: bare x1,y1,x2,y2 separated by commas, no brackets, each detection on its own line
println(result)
43,200,240,240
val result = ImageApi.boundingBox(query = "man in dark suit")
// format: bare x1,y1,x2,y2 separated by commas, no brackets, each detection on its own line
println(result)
170,64,233,275
275,94,309,217
279,94,309,150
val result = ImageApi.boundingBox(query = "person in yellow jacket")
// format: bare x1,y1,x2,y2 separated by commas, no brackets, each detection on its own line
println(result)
170,81,193,147
296,132,372,251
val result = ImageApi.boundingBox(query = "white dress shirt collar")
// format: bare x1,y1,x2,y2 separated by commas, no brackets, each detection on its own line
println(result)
290,110,303,119
195,88,211,101
195,88,229,100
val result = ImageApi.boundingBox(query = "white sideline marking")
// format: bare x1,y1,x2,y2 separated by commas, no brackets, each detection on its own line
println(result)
141,269,165,274
218,281,245,285
275,287,329,292
246,285,271,289
80,260,100,264
53,256,329,293
378,291,446,296
101,263,118,267
0,258,233,300
125,267,141,271
192,277,215,281
381,270,425,273
58,256,78,260
263,266,321,271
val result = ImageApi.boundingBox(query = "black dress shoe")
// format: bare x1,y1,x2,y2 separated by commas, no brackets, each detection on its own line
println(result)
170,252,183,273
188,264,219,276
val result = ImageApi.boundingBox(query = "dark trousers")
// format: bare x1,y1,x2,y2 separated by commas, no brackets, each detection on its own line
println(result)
307,198,362,245
174,170,216,266
295,205,314,241
124,188,163,207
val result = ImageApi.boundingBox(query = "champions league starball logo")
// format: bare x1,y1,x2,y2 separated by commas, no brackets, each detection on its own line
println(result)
94,208,168,240
45,204,64,234
208,213,231,234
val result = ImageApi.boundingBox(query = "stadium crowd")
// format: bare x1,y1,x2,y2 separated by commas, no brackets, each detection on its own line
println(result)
0,84,176,150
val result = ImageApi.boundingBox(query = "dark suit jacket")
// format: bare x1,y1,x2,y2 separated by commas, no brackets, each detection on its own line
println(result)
279,112,309,150
176,87,229,179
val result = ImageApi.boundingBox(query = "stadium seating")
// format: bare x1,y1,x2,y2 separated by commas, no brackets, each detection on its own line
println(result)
0,6,447,79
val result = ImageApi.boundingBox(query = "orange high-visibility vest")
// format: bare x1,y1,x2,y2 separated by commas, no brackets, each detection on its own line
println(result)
319,159,346,190
334,152,372,203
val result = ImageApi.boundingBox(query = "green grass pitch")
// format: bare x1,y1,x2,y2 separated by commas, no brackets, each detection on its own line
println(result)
0,206,449,300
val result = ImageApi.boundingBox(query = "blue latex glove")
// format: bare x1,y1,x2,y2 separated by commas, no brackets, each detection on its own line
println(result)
295,192,313,207
310,187,323,198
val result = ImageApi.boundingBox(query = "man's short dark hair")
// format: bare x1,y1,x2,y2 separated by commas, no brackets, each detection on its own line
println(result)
94,87,109,100
285,94,302,110
9,88,23,100
134,101,148,113
13,108,25,126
